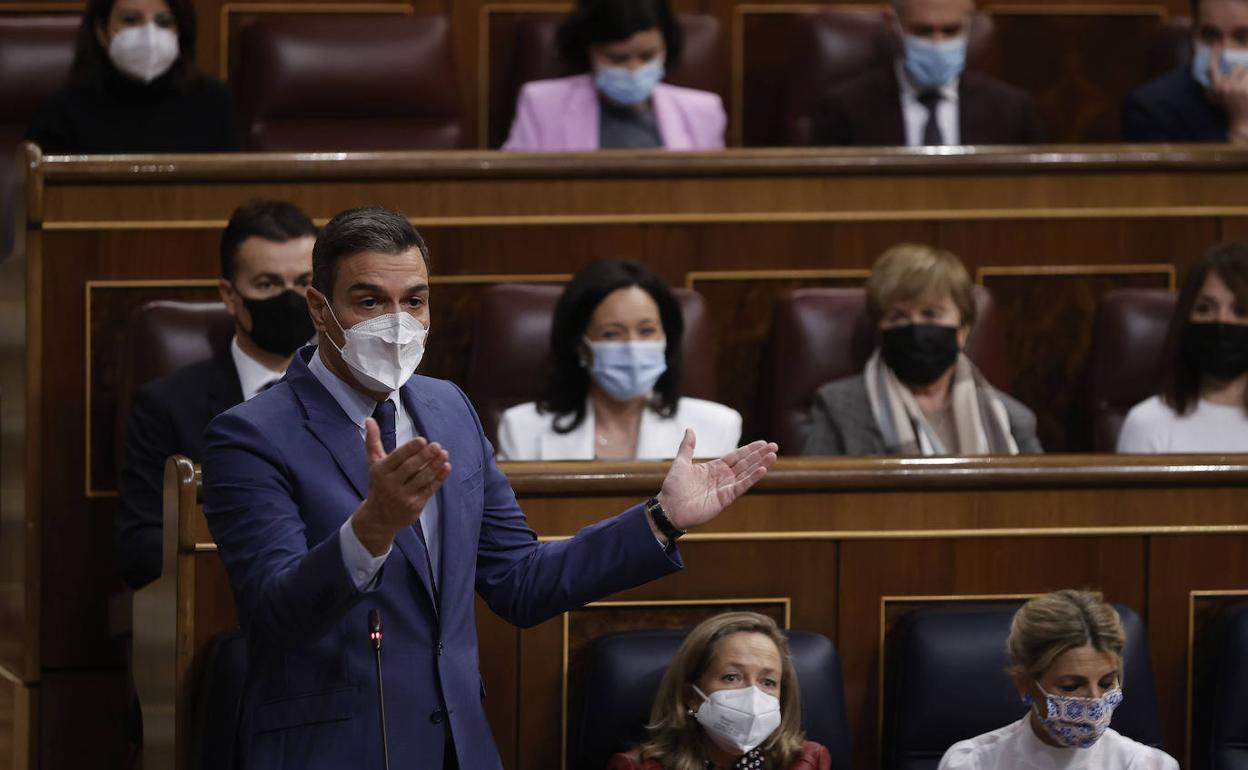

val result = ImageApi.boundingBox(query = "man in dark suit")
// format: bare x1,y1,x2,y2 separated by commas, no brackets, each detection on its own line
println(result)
201,207,778,770
1123,0,1248,143
114,200,317,590
812,0,1044,146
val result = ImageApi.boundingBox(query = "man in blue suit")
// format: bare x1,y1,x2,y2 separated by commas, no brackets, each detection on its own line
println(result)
202,207,777,770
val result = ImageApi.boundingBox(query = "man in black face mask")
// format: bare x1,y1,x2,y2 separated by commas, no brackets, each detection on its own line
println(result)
115,199,316,590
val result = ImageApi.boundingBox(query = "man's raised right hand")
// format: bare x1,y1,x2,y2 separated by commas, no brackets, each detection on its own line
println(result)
350,416,451,556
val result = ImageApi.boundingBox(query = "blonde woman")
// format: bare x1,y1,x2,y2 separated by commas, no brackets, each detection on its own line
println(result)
937,590,1178,769
803,243,1040,456
609,612,831,770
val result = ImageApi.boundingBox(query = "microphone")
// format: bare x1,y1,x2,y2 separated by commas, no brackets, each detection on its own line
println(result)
369,609,391,770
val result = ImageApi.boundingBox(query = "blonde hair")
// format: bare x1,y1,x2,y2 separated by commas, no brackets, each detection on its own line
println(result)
1007,590,1127,678
636,612,805,770
866,243,977,328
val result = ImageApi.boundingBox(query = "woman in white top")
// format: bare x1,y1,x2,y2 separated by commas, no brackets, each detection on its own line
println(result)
496,258,741,461
938,590,1178,770
1118,242,1248,452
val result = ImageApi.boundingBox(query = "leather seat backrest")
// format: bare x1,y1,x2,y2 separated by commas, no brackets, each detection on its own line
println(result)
573,629,855,770
115,301,235,459
237,14,461,151
1084,289,1177,452
489,13,726,148
1192,602,1248,770
191,630,247,770
0,14,78,258
883,602,1164,770
759,285,1010,455
463,283,716,449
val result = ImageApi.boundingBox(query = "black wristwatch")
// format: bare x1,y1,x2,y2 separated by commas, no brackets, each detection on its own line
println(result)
646,497,685,542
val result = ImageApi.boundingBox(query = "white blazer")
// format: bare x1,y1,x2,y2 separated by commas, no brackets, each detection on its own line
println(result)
495,397,742,461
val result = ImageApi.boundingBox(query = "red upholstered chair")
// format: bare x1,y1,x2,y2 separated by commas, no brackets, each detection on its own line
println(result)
1084,289,1177,452
487,13,726,148
759,286,1009,454
115,301,235,460
0,14,78,258
236,14,461,151
463,284,717,448
776,11,999,146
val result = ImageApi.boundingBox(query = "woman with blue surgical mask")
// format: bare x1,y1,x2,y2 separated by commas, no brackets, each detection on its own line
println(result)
502,0,727,151
609,612,831,770
495,259,741,461
26,0,237,154
937,591,1178,770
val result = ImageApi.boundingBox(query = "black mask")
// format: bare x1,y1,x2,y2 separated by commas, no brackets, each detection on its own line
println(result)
880,324,960,386
239,289,314,357
1184,322,1248,381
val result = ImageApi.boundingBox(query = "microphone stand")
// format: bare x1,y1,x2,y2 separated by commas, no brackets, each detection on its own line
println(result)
369,609,391,770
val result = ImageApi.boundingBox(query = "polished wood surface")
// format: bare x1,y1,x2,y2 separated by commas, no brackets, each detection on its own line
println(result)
134,456,1248,770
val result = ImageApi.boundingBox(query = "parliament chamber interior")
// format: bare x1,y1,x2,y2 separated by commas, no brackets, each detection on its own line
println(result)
2,0,1248,768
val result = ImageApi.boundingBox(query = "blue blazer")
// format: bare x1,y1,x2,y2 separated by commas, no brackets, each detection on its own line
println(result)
1123,67,1229,142
202,347,683,770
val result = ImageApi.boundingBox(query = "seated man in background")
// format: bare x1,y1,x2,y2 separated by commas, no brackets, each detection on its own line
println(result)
1122,0,1248,143
811,0,1044,147
114,199,315,590
803,243,1041,456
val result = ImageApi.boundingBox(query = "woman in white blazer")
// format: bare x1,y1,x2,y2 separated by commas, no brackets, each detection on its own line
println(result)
496,259,741,461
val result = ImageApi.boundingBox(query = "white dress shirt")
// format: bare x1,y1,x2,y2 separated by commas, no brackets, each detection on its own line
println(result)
308,349,442,591
230,336,287,402
896,60,960,147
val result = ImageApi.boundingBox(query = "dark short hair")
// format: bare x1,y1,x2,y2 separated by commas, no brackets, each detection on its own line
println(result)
557,0,684,71
219,200,317,280
539,258,684,432
1160,241,1248,414
72,0,200,88
312,207,430,299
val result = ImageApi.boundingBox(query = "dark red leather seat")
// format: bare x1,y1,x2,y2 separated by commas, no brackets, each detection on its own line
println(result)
0,14,78,258
236,14,461,151
487,13,726,148
1084,289,1177,452
759,286,1009,454
463,283,717,447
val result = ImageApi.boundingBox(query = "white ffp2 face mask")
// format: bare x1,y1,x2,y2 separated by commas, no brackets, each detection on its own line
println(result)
108,23,179,83
326,305,427,393
691,684,782,755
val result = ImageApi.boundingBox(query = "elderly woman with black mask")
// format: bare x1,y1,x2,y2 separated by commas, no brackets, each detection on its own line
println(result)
803,243,1041,456
26,0,236,154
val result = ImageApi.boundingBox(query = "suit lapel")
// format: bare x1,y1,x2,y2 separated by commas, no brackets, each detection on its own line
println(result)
287,351,369,500
652,85,688,149
210,350,245,415
539,408,595,460
566,75,601,150
879,69,908,146
637,407,683,460
401,379,454,610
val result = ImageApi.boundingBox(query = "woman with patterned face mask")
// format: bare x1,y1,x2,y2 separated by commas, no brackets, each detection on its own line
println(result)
609,612,831,770
1117,242,1248,453
803,243,1041,457
26,0,236,154
502,0,726,151
496,258,741,461
938,590,1178,770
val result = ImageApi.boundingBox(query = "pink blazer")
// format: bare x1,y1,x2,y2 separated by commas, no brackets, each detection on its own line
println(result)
502,73,726,151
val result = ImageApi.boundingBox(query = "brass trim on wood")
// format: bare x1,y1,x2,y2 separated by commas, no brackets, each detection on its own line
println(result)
684,268,871,290
476,2,572,149
559,597,792,770
981,2,1168,16
0,2,81,11
977,263,1177,291
217,2,413,80
534,525,1248,544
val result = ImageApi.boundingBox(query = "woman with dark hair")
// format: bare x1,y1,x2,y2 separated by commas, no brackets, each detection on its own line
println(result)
496,259,741,461
26,0,236,154
502,0,726,151
1117,242,1248,452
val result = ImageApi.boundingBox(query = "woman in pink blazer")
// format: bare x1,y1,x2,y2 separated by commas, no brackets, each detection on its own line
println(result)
503,0,726,151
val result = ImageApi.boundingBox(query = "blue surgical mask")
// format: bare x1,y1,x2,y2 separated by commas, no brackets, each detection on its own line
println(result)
585,339,667,402
1191,43,1248,88
594,57,665,106
902,35,967,89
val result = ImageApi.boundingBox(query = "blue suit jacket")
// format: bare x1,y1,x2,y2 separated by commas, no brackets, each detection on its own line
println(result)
202,347,683,769
1123,67,1229,142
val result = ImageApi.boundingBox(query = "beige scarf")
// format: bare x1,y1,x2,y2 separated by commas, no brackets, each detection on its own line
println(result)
864,350,1019,455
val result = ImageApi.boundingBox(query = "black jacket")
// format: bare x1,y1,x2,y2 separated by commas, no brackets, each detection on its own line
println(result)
115,353,242,589
1122,66,1229,142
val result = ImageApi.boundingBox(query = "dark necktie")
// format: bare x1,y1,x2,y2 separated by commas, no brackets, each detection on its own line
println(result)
917,90,944,146
371,399,436,588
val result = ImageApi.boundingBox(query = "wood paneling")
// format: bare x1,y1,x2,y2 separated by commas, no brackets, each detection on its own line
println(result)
0,674,32,770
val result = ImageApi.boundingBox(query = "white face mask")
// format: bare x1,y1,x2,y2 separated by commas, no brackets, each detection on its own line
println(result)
325,305,427,393
691,685,782,755
108,22,179,83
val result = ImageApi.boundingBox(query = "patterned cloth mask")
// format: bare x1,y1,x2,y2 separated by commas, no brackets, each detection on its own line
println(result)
1031,683,1124,749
